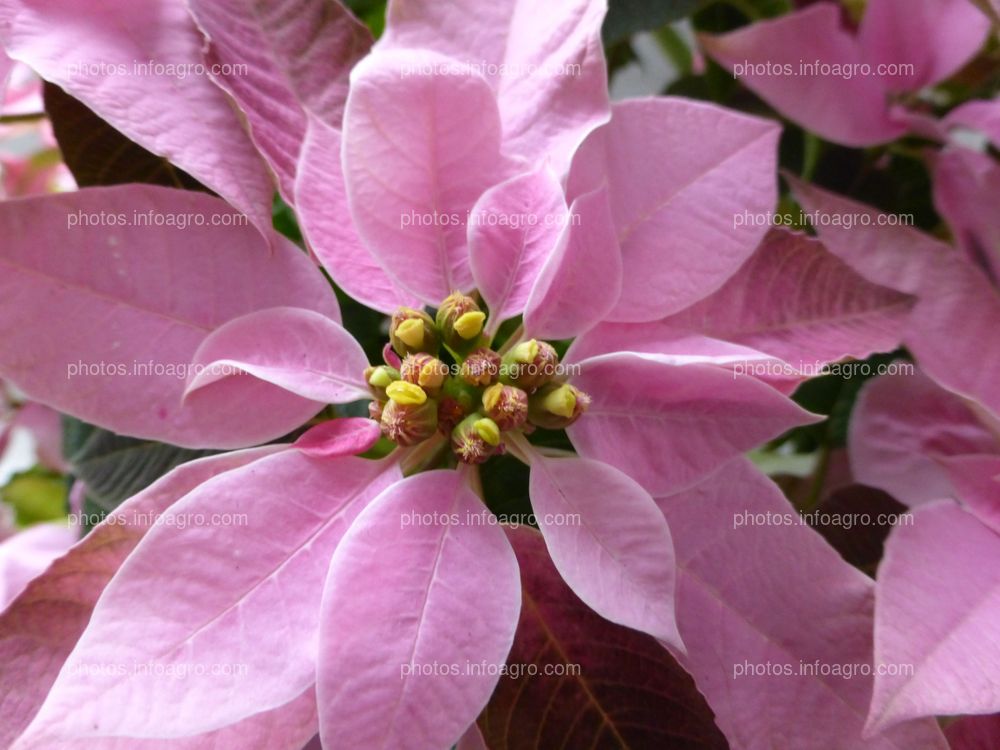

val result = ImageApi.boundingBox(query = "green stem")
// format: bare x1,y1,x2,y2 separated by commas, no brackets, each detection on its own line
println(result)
399,434,447,475
800,443,831,514
709,0,763,21
495,324,524,357
801,132,822,182
0,111,46,125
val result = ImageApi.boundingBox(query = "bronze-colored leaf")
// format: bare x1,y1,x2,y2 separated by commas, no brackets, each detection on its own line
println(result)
43,82,208,191
479,526,729,750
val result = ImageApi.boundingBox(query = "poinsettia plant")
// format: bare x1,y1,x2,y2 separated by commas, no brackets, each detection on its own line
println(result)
0,0,997,748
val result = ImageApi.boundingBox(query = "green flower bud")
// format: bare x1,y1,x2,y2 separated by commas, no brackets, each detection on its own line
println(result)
481,383,528,430
380,397,438,446
451,414,501,464
500,339,559,392
436,292,486,354
528,383,590,429
459,348,501,386
365,365,400,400
389,307,440,357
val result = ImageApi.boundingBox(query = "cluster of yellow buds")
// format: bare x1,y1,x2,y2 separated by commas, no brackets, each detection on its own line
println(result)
365,292,591,463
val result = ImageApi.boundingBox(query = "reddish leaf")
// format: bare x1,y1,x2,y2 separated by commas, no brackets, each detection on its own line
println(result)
811,484,908,575
43,83,206,191
479,526,729,750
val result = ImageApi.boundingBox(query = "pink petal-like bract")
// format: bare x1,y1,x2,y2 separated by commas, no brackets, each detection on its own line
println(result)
0,523,76,611
849,370,999,507
786,174,953,295
657,458,948,749
379,0,610,175
18,453,400,742
939,455,1000,534
184,307,371,404
868,501,1000,732
568,352,820,495
571,228,913,378
858,0,989,92
567,97,780,321
0,187,338,449
906,257,1000,422
0,0,275,230
523,448,681,648
933,148,1000,284
187,0,371,201
317,470,521,750
946,99,1000,149
296,116,420,313
786,177,1000,421
0,447,285,748
293,418,381,459
701,4,904,146
14,690,318,750
468,166,569,333
523,184,623,339
341,49,509,303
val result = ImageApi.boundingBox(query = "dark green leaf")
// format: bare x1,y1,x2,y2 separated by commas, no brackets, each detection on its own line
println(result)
273,195,303,244
480,454,533,524
345,0,386,38
603,0,706,44
63,417,213,529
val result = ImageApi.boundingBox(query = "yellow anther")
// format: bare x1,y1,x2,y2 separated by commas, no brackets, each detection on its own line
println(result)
386,380,428,406
510,339,539,364
454,311,486,340
540,384,576,418
395,318,425,349
482,383,503,412
473,417,501,446
418,360,447,389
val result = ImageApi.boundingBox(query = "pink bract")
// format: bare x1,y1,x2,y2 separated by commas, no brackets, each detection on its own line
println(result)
0,0,977,748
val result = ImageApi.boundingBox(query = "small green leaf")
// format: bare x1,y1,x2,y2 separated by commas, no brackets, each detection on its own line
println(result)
1,469,68,526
